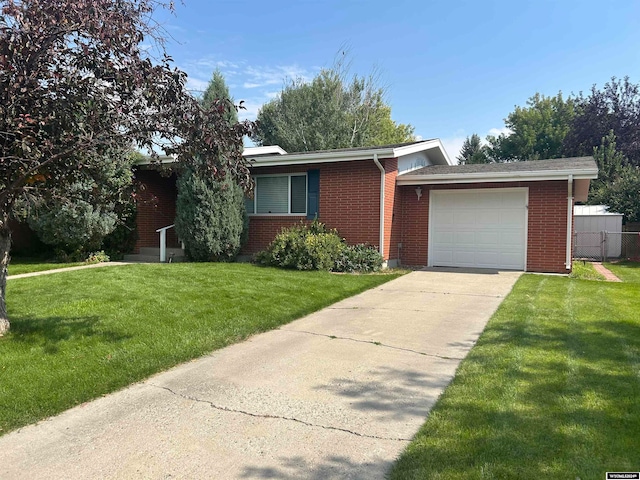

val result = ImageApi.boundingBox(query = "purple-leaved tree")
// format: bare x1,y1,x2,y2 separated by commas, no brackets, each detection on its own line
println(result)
0,0,256,335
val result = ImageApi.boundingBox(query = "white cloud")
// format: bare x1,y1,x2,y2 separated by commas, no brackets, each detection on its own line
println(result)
242,64,311,89
440,135,467,164
185,76,210,94
237,100,264,121
487,126,512,138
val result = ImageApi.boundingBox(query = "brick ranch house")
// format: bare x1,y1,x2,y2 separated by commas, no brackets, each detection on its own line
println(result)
134,140,598,273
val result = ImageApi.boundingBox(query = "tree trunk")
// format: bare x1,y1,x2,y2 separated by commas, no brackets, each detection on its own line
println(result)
0,212,11,336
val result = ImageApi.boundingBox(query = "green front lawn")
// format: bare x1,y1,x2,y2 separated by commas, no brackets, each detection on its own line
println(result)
605,260,640,283
8,257,84,276
0,263,401,435
390,273,640,479
570,260,606,281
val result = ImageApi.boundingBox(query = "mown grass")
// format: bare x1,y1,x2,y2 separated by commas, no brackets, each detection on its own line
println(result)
389,273,640,479
8,257,84,276
570,260,606,281
605,260,640,283
0,263,401,435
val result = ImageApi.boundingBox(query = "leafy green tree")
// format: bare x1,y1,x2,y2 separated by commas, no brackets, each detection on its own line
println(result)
253,60,414,151
457,134,490,164
588,131,640,222
175,70,247,261
564,77,640,167
600,167,640,223
369,106,415,146
487,93,575,161
0,0,255,335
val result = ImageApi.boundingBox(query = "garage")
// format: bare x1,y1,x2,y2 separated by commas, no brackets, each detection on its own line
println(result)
428,188,528,270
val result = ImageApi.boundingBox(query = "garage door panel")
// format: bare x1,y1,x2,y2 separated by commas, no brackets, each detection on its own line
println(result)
500,231,524,246
453,210,477,224
500,190,526,205
477,231,500,245
432,249,453,264
476,210,501,226
500,209,525,224
454,231,476,244
433,231,453,244
498,253,523,269
430,189,527,270
479,195,503,209
433,210,454,225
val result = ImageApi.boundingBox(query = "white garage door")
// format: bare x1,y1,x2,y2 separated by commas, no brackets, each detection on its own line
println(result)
429,188,528,270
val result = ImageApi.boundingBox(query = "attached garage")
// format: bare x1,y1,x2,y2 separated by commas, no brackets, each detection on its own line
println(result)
397,157,599,273
429,188,527,270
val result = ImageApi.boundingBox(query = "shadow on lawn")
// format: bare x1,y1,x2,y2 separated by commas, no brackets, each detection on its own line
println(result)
7,315,131,353
390,313,640,478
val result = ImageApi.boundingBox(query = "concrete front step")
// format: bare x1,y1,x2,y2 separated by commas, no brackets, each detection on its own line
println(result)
124,247,186,263
139,247,185,256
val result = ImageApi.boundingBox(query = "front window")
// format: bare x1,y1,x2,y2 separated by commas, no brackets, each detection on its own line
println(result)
246,174,307,215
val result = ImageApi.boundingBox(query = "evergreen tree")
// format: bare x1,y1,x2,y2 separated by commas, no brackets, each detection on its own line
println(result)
457,134,490,164
175,70,247,261
175,168,245,261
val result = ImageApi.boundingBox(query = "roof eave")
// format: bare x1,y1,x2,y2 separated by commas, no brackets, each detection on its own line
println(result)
246,148,397,166
135,155,177,166
247,140,451,167
391,139,453,165
396,169,599,185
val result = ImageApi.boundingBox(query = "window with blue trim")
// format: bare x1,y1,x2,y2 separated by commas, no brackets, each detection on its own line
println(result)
246,174,307,215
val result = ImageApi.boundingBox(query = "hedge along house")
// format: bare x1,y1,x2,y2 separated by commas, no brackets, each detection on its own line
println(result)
133,140,598,273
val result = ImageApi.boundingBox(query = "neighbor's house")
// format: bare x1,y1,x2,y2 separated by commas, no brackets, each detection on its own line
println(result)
133,140,598,273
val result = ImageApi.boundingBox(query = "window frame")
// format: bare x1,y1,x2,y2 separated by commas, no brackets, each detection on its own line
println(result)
248,173,308,216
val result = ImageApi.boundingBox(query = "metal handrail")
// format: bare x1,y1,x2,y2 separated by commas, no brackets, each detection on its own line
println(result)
155,224,175,263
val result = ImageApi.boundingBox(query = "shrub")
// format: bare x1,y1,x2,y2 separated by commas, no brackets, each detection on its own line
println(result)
25,150,136,256
85,250,110,264
28,199,118,253
334,244,383,273
257,221,344,271
175,167,247,262
257,222,382,273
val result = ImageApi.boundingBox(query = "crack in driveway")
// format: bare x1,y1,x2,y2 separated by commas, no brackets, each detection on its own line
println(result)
147,384,411,442
279,329,464,361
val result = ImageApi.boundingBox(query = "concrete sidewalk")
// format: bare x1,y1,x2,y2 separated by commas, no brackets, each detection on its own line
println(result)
0,268,521,479
7,261,130,280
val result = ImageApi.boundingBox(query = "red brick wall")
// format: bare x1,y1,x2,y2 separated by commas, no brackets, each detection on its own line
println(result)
398,181,571,273
527,181,570,273
398,185,429,266
384,159,400,262
134,169,180,252
241,160,386,256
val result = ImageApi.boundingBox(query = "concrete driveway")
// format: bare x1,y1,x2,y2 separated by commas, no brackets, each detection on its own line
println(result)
0,268,521,479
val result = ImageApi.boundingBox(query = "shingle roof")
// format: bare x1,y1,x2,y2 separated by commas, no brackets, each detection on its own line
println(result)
286,140,433,156
402,156,597,176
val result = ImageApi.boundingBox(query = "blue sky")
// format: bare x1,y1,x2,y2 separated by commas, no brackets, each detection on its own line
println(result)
155,0,640,159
